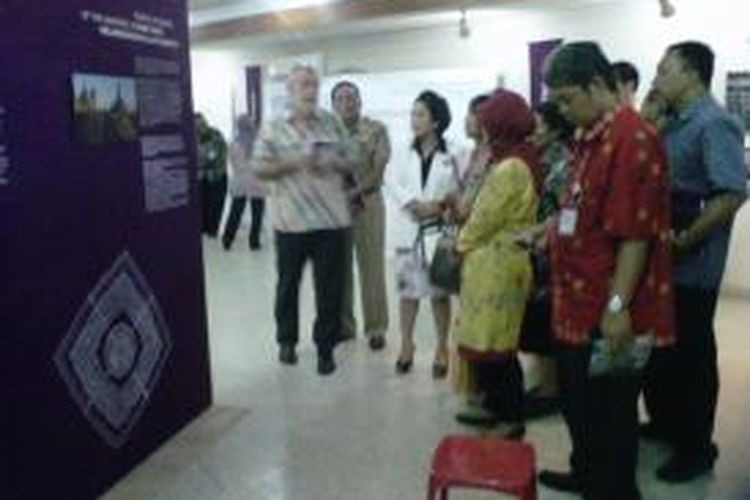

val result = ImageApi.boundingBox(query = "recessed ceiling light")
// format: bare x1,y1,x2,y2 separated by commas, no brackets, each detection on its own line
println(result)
659,0,676,18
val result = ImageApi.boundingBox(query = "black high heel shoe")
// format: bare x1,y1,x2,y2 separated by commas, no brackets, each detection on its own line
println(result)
395,357,413,374
432,362,448,379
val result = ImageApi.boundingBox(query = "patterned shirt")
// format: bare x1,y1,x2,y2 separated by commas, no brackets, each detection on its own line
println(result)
537,141,570,222
549,107,675,347
345,116,391,194
663,95,747,290
253,109,357,233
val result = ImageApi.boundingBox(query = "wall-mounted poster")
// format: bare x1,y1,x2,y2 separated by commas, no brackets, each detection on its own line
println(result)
72,74,138,144
726,71,750,131
0,1,211,499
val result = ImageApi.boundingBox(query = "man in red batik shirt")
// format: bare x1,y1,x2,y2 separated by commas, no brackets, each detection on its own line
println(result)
536,42,675,500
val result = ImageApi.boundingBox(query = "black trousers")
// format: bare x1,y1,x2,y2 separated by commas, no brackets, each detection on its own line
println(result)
275,229,348,354
644,286,719,455
201,177,227,237
222,196,266,248
557,346,641,500
474,355,524,422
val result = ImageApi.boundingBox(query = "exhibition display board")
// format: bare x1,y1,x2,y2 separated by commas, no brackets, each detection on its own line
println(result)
0,1,212,498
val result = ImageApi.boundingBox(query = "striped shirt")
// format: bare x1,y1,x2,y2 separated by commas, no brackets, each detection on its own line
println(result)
253,109,357,233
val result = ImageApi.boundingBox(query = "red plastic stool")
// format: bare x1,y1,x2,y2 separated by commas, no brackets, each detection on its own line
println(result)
427,435,537,500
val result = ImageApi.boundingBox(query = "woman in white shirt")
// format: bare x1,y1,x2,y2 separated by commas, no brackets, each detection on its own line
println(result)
387,90,459,378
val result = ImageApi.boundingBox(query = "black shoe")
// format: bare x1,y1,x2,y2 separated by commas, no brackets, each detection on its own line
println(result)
657,445,719,483
317,351,336,376
539,470,584,493
279,345,298,365
221,238,232,251
395,358,413,375
455,410,499,428
524,395,560,419
432,362,448,379
249,240,261,251
368,336,386,351
337,332,356,344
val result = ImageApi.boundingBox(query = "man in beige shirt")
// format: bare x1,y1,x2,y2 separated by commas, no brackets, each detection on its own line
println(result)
332,81,391,350
254,66,357,375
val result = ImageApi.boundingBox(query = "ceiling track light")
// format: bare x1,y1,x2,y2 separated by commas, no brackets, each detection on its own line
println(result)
659,0,676,18
459,7,470,39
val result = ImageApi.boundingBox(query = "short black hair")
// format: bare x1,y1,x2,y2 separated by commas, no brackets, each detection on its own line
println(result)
668,41,715,88
611,61,640,91
330,80,360,102
414,90,452,151
469,94,491,113
535,101,575,142
544,41,615,91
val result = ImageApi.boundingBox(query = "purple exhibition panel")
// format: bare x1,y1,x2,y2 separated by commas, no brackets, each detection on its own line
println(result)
529,38,564,108
246,65,263,127
0,1,212,499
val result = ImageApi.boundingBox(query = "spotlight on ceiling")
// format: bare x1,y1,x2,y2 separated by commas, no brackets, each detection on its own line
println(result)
459,7,470,39
659,0,676,18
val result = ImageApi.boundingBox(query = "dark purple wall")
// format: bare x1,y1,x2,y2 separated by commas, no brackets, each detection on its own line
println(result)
529,38,564,108
246,65,263,127
0,1,211,499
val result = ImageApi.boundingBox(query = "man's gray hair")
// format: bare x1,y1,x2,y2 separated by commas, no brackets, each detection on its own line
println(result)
286,64,319,87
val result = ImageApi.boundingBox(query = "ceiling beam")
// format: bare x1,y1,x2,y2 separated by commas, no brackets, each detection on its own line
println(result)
190,0,513,44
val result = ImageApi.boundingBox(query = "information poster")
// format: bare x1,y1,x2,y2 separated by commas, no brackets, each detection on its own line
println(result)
727,71,750,131
0,1,211,499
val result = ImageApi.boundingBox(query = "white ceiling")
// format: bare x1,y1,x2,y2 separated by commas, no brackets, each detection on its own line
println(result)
190,0,347,15
189,0,619,21
189,0,653,45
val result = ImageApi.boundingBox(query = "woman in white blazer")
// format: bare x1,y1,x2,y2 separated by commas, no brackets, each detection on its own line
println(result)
386,91,459,378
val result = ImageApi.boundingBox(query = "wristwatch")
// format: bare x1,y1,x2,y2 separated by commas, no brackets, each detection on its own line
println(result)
607,294,626,314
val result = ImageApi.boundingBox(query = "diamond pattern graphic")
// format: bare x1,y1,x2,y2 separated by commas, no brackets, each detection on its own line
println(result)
54,252,172,448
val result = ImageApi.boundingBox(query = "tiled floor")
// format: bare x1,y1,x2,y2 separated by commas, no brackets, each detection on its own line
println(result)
104,237,750,500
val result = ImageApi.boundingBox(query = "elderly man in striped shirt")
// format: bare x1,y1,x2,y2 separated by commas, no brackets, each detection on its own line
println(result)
253,65,358,376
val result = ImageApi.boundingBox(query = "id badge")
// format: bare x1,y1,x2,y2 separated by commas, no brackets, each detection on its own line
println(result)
558,208,578,237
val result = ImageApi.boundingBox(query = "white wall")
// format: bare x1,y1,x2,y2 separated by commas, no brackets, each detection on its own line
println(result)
195,0,750,103
724,197,750,295
190,0,750,292
190,49,244,140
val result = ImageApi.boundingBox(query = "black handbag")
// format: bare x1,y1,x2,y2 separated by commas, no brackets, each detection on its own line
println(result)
429,224,461,293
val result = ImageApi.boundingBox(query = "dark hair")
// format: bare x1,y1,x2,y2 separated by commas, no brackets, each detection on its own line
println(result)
469,94,491,113
611,61,640,91
535,101,575,142
544,41,615,91
330,80,360,102
413,90,451,152
668,41,715,88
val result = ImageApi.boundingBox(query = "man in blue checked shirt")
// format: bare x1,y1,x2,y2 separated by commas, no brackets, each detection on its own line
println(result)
645,40,747,483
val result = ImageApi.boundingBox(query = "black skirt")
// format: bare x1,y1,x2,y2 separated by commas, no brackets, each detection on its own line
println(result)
519,252,554,355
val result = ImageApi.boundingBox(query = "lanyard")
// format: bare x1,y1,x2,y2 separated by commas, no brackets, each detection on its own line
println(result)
566,145,593,208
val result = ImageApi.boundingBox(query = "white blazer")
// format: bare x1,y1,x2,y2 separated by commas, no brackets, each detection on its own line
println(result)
385,144,460,256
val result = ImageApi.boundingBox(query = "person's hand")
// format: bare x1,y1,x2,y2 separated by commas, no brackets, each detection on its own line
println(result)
600,309,633,356
672,230,693,261
513,228,537,250
312,143,350,175
513,224,547,251
277,148,309,175
411,201,440,220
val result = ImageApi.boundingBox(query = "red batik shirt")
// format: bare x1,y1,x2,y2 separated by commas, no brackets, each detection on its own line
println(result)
549,107,675,347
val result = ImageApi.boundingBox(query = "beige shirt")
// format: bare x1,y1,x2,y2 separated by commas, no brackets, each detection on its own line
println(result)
253,109,358,233
345,116,391,194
